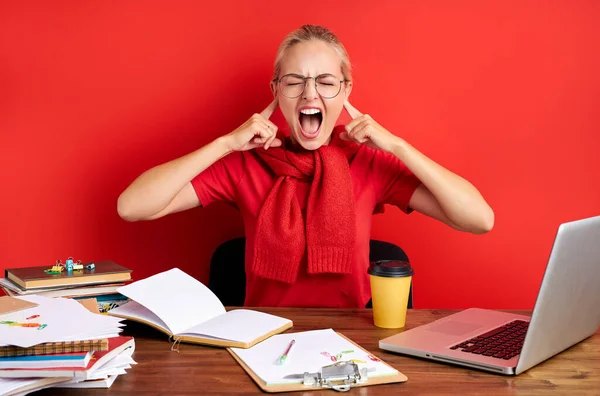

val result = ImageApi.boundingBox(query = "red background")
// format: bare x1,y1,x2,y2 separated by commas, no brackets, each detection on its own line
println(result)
1,1,598,309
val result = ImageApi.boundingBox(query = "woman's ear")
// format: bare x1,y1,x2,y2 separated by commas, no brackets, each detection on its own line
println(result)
344,80,353,99
270,81,278,98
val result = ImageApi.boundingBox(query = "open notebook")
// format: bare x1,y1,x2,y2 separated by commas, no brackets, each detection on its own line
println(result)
229,329,406,392
108,268,293,348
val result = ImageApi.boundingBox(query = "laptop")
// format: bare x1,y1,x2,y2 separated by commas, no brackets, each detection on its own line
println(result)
379,215,600,375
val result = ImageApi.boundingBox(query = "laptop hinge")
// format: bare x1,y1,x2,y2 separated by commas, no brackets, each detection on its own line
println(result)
428,354,510,373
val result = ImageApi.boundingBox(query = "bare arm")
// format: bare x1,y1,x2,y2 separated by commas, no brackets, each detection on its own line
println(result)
342,101,494,234
394,140,494,234
117,100,281,222
117,137,232,221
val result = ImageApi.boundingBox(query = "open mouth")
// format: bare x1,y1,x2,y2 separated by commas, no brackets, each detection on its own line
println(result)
298,108,323,139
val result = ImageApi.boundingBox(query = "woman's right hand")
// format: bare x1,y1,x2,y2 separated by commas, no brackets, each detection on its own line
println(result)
224,99,282,151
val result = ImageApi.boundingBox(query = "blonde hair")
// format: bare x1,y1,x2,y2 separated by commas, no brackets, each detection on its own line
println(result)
272,25,352,82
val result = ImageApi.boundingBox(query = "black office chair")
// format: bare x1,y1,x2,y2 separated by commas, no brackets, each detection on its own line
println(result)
208,238,413,308
208,237,247,307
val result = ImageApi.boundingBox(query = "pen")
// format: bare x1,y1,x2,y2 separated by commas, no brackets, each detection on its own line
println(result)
277,339,295,365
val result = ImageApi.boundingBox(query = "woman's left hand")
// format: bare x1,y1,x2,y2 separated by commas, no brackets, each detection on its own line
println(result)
341,100,400,153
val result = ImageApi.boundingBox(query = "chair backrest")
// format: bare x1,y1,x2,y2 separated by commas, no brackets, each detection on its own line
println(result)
209,238,412,308
208,237,247,306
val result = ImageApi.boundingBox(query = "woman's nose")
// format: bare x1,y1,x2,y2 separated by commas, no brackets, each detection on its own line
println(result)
302,79,319,100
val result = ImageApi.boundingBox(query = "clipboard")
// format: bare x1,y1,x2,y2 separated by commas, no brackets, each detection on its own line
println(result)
227,332,407,393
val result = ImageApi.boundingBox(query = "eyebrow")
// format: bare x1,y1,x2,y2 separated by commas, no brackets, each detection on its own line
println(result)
283,73,338,78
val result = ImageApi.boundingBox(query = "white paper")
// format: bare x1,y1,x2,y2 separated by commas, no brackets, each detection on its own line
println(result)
89,367,127,379
57,332,122,342
179,309,292,343
117,268,226,335
89,365,130,379
55,374,119,389
230,329,398,385
109,300,170,334
0,377,71,395
0,378,43,394
87,350,135,380
94,351,136,373
0,296,124,347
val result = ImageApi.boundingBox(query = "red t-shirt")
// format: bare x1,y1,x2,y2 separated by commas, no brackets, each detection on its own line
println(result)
191,131,421,308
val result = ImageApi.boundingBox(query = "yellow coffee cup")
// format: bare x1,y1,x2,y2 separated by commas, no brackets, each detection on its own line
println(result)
368,260,413,328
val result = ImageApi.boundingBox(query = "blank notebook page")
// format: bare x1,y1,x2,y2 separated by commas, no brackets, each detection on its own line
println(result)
108,300,171,334
230,329,397,385
179,309,292,342
117,268,226,336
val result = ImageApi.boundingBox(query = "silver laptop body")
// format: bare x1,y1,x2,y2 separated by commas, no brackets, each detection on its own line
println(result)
379,215,600,375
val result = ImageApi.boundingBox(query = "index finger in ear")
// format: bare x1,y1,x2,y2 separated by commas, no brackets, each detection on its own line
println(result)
344,100,363,120
260,98,279,120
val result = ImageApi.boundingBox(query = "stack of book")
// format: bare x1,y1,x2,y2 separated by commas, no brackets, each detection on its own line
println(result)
0,260,132,313
0,295,135,393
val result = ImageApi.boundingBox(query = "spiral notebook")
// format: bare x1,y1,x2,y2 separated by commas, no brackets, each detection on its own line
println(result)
0,339,109,358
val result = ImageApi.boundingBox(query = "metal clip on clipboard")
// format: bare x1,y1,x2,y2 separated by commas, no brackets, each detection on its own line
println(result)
301,361,368,392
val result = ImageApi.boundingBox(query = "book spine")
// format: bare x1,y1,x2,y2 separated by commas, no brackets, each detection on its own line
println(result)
0,340,109,358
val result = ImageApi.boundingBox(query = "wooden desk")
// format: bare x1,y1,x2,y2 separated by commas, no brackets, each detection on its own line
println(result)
39,309,599,395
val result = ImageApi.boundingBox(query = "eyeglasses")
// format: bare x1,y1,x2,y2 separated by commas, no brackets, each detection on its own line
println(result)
275,73,345,99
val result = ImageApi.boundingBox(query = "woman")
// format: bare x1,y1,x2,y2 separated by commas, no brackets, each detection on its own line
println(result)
117,25,494,308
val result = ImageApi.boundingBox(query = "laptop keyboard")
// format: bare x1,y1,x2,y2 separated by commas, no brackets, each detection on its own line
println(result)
450,320,529,360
